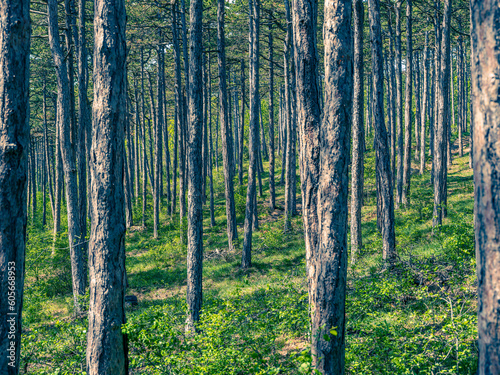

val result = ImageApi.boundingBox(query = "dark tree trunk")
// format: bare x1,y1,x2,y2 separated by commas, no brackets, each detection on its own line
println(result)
402,0,412,206
420,31,429,174
471,0,500,369
395,0,403,208
186,0,204,331
48,0,86,314
141,49,148,227
414,51,421,163
242,0,260,269
87,0,128,372
268,25,276,210
208,55,216,227
43,82,55,221
0,1,30,372
171,4,181,216
433,0,451,227
368,0,396,264
351,0,364,263
217,0,238,252
154,43,165,239
239,59,245,186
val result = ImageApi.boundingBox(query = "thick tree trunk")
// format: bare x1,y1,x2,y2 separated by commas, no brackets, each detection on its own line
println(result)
0,1,30,372
48,0,86,314
432,0,451,227
351,0,364,264
242,0,260,269
186,0,204,331
217,0,238,252
368,0,396,264
402,0,412,206
86,0,128,372
471,1,500,370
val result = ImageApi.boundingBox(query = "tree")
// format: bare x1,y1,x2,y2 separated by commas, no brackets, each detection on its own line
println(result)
0,1,30,372
86,0,128,372
350,0,364,263
48,0,86,314
401,0,412,206
471,0,500,371
368,0,396,264
186,0,204,331
217,0,238,252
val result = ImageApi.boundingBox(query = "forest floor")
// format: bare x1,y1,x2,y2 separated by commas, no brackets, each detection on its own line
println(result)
21,137,477,375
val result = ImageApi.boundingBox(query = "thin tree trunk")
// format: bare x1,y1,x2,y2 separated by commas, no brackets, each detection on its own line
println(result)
402,0,413,206
48,0,85,313
395,0,403,208
415,51,421,163
242,0,260,269
141,48,148,227
239,59,245,186
217,0,238,251
208,55,216,227
0,1,30,371
420,31,429,174
268,25,276,210
43,82,55,220
351,0,364,264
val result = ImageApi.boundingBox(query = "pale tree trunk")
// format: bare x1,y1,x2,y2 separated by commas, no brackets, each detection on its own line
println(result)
0,1,30,372
86,0,128,372
280,86,287,186
369,0,396,265
172,4,181,216
141,49,148,227
268,25,276,210
414,52,421,163
420,31,429,174
351,0,364,264
217,0,238,252
208,55,216,227
154,43,165,239
471,0,500,370
48,0,86,314
284,0,293,231
239,59,245,186
388,12,396,180
433,0,451,227
43,82,55,220
402,0,412,206
242,0,260,269
186,0,204,332
395,0,403,208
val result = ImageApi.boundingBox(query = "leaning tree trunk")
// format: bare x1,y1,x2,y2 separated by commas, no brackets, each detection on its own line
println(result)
86,0,128,372
471,0,500,370
0,1,30,372
217,0,238,252
351,0,364,264
242,0,260,269
433,0,451,227
401,0,412,206
185,0,204,332
48,0,86,314
369,0,396,265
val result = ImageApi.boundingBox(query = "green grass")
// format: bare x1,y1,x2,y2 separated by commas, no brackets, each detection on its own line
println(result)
20,140,477,374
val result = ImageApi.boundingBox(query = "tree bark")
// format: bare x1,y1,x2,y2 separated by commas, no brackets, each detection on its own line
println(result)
471,0,500,369
217,0,238,252
186,0,204,331
242,0,260,269
48,0,86,314
402,0,412,206
0,1,30,372
395,0,403,208
351,0,364,264
368,0,396,265
420,31,429,174
268,26,276,210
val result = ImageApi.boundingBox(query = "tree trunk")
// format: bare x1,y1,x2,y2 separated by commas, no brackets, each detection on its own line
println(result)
43,82,55,220
48,0,86,314
217,0,238,252
268,25,276,210
0,1,30,372
351,0,364,264
172,4,181,216
86,0,128,372
414,51,421,163
141,48,148,227
154,43,165,239
432,0,451,227
368,0,396,264
186,0,204,331
242,0,260,269
395,0,403,208
208,54,216,227
239,59,245,186
471,0,500,369
420,31,429,174
402,0,412,206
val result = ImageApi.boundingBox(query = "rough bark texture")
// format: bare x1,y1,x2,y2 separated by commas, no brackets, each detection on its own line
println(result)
48,0,86,313
471,1,500,372
186,0,204,331
395,0,403,208
368,0,396,264
420,31,429,174
268,27,276,210
239,59,245,186
86,0,128,372
217,0,238,252
284,0,293,232
0,1,30,372
350,0,364,263
401,0,412,206
432,0,451,227
242,0,260,269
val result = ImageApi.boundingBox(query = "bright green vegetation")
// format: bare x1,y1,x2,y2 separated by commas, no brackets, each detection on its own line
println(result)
21,141,477,374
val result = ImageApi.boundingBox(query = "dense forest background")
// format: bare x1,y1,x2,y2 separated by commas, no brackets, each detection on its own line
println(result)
1,0,486,373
